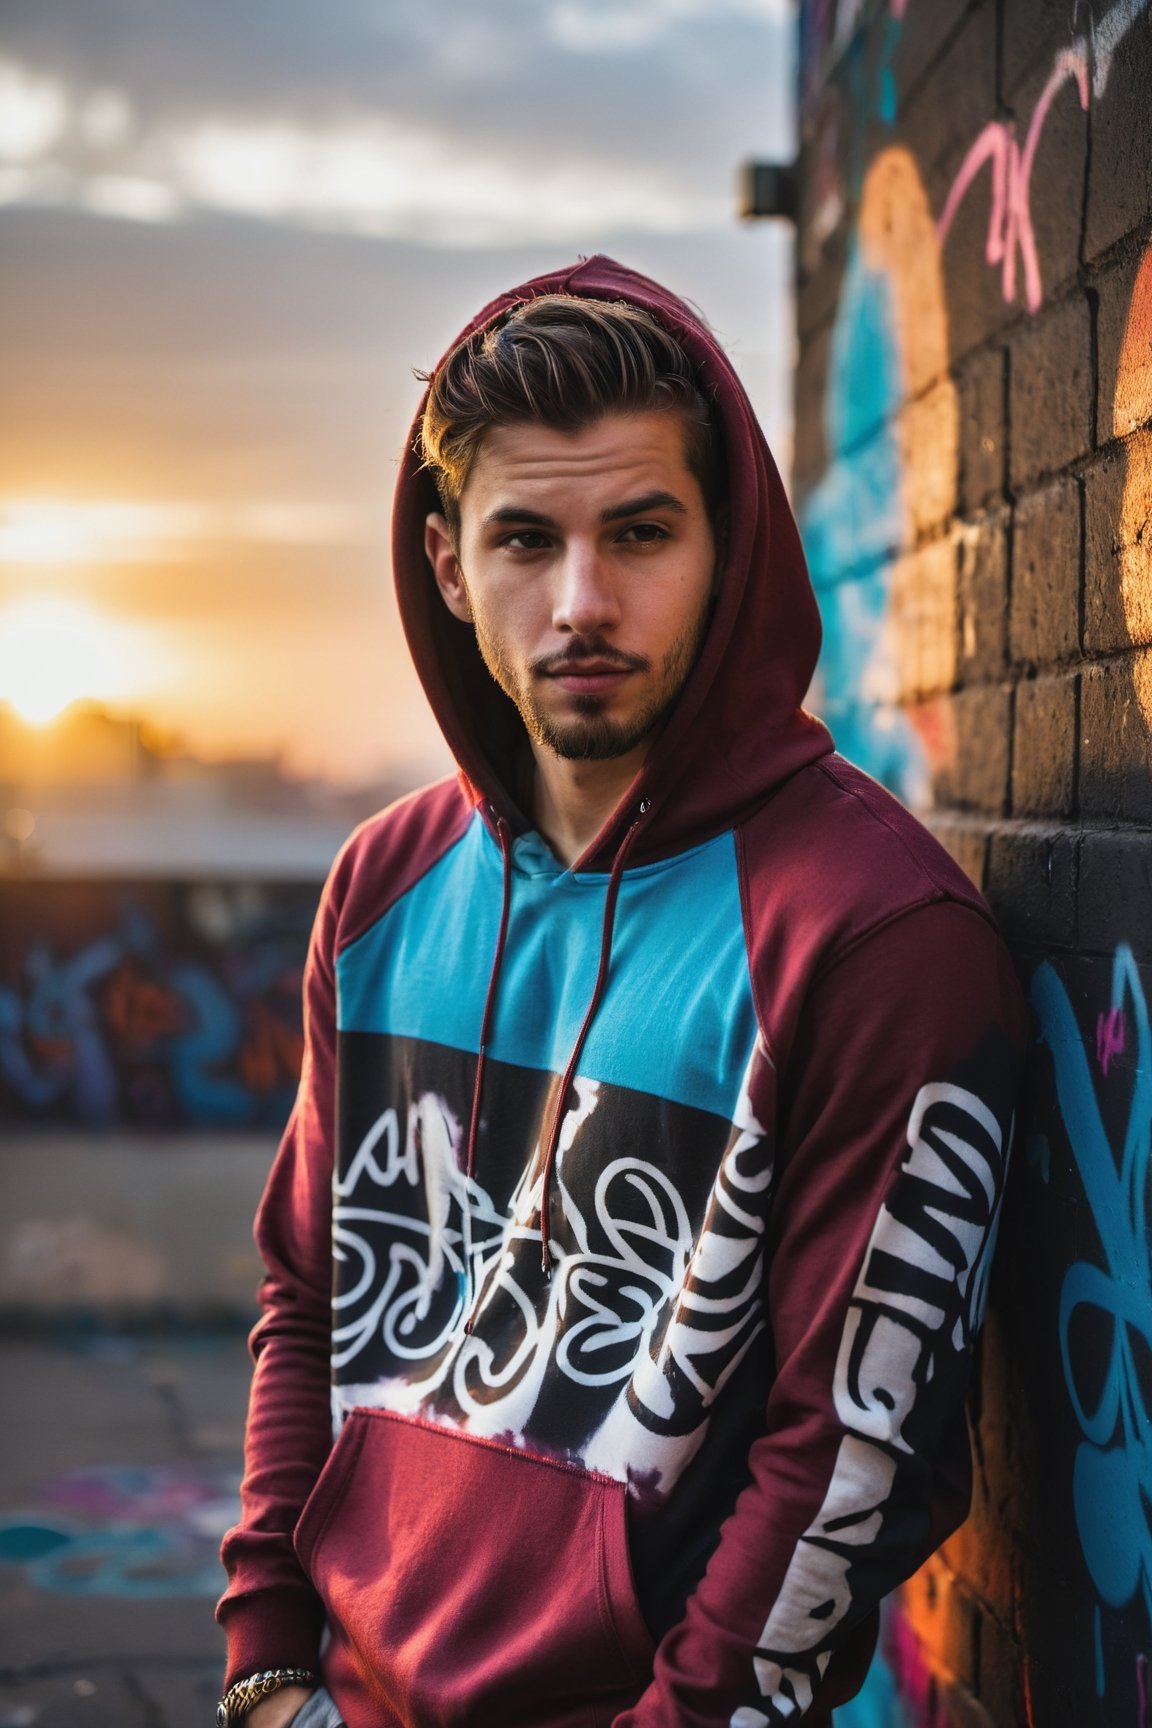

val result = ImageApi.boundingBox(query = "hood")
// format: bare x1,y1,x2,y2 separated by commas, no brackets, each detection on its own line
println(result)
392,254,833,871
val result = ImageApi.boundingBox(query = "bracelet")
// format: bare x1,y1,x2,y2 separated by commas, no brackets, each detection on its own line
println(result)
216,1669,318,1727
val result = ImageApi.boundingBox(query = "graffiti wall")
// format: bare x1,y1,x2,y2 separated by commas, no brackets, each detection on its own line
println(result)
795,1,1152,1723
0,880,316,1128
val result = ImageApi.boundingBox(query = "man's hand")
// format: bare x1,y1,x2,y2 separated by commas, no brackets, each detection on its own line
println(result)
244,1686,317,1728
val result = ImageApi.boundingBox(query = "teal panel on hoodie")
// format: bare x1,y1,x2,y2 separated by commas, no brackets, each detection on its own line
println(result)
335,810,757,1121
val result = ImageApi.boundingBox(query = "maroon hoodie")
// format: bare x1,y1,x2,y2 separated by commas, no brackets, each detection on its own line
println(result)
218,257,1027,1727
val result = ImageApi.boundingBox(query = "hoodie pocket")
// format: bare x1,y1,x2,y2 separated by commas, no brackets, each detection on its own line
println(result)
301,1408,654,1728
293,1409,367,1575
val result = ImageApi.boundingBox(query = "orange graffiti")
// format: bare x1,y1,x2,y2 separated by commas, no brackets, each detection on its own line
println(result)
1116,244,1152,718
1115,248,1152,439
101,963,186,1051
237,998,304,1096
858,148,959,778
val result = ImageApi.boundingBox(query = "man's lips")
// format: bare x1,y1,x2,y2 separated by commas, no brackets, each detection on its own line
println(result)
549,667,632,694
537,657,645,696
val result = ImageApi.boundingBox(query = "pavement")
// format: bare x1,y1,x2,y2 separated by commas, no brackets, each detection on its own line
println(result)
0,1139,276,1319
0,1325,254,1728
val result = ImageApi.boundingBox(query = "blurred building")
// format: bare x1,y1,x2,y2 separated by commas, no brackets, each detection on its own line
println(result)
0,700,403,1133
0,700,387,879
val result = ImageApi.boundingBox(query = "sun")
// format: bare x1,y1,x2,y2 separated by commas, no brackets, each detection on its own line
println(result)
0,594,151,725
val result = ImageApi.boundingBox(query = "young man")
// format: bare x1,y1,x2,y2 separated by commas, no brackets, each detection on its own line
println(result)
217,258,1026,1728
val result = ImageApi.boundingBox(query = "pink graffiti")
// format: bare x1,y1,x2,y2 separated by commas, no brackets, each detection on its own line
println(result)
939,50,1088,311
938,0,1148,311
885,1598,948,1728
1097,1006,1128,1076
40,1464,233,1523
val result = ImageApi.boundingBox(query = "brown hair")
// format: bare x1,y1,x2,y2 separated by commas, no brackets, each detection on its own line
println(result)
418,294,719,537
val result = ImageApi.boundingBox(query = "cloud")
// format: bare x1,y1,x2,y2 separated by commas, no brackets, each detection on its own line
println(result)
164,116,702,242
0,57,68,159
548,0,789,54
0,0,794,242
80,171,181,222
0,119,709,246
77,85,133,148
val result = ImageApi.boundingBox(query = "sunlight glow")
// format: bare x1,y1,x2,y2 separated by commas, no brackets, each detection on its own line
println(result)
0,595,158,725
0,496,375,565
0,499,200,565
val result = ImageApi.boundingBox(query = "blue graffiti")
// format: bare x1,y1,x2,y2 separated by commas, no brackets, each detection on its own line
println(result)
0,1464,240,1597
0,1518,227,1597
800,0,902,141
800,240,926,805
1032,944,1152,1687
168,960,252,1124
833,1650,914,1728
0,918,146,1120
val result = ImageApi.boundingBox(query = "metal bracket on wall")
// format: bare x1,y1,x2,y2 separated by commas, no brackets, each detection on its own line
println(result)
738,160,799,222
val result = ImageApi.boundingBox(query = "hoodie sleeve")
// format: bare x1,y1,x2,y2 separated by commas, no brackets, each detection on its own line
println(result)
616,898,1027,1728
215,872,341,1688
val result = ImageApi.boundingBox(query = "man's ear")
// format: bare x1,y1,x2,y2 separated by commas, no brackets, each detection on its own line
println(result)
425,512,471,622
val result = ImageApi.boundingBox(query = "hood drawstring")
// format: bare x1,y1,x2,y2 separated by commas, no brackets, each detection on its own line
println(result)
462,812,512,1336
465,812,513,1185
537,799,650,1275
461,799,651,1303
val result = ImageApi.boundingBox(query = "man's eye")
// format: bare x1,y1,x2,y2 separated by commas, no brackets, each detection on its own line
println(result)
505,530,551,551
620,522,669,543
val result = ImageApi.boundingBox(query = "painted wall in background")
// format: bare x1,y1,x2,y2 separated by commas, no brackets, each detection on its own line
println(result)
0,881,315,1128
795,1,1152,1723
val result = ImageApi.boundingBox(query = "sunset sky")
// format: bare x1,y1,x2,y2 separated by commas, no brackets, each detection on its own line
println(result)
0,0,795,789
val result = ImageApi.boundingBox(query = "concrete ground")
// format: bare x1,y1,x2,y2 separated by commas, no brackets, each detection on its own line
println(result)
0,1138,277,1319
0,1326,253,1728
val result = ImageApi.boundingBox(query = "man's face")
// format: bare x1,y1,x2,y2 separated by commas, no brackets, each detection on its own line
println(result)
426,411,717,765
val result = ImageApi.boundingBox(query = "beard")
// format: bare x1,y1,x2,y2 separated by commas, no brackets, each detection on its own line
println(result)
470,609,709,762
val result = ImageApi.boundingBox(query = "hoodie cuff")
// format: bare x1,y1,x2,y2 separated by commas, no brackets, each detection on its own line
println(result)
217,1585,327,1692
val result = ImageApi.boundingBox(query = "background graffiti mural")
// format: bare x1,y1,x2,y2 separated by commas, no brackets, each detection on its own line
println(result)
796,1,1152,1722
0,880,316,1128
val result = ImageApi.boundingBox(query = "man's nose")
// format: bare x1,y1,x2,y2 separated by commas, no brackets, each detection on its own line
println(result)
552,543,621,635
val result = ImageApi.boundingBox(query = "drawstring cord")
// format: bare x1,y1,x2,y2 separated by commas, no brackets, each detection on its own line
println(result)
537,799,650,1275
462,812,512,1335
461,797,652,1311
465,813,513,1182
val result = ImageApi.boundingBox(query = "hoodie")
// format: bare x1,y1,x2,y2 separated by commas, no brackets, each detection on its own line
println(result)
218,257,1027,1728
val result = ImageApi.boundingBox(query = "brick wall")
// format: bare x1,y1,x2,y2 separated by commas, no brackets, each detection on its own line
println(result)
792,3,1152,1724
